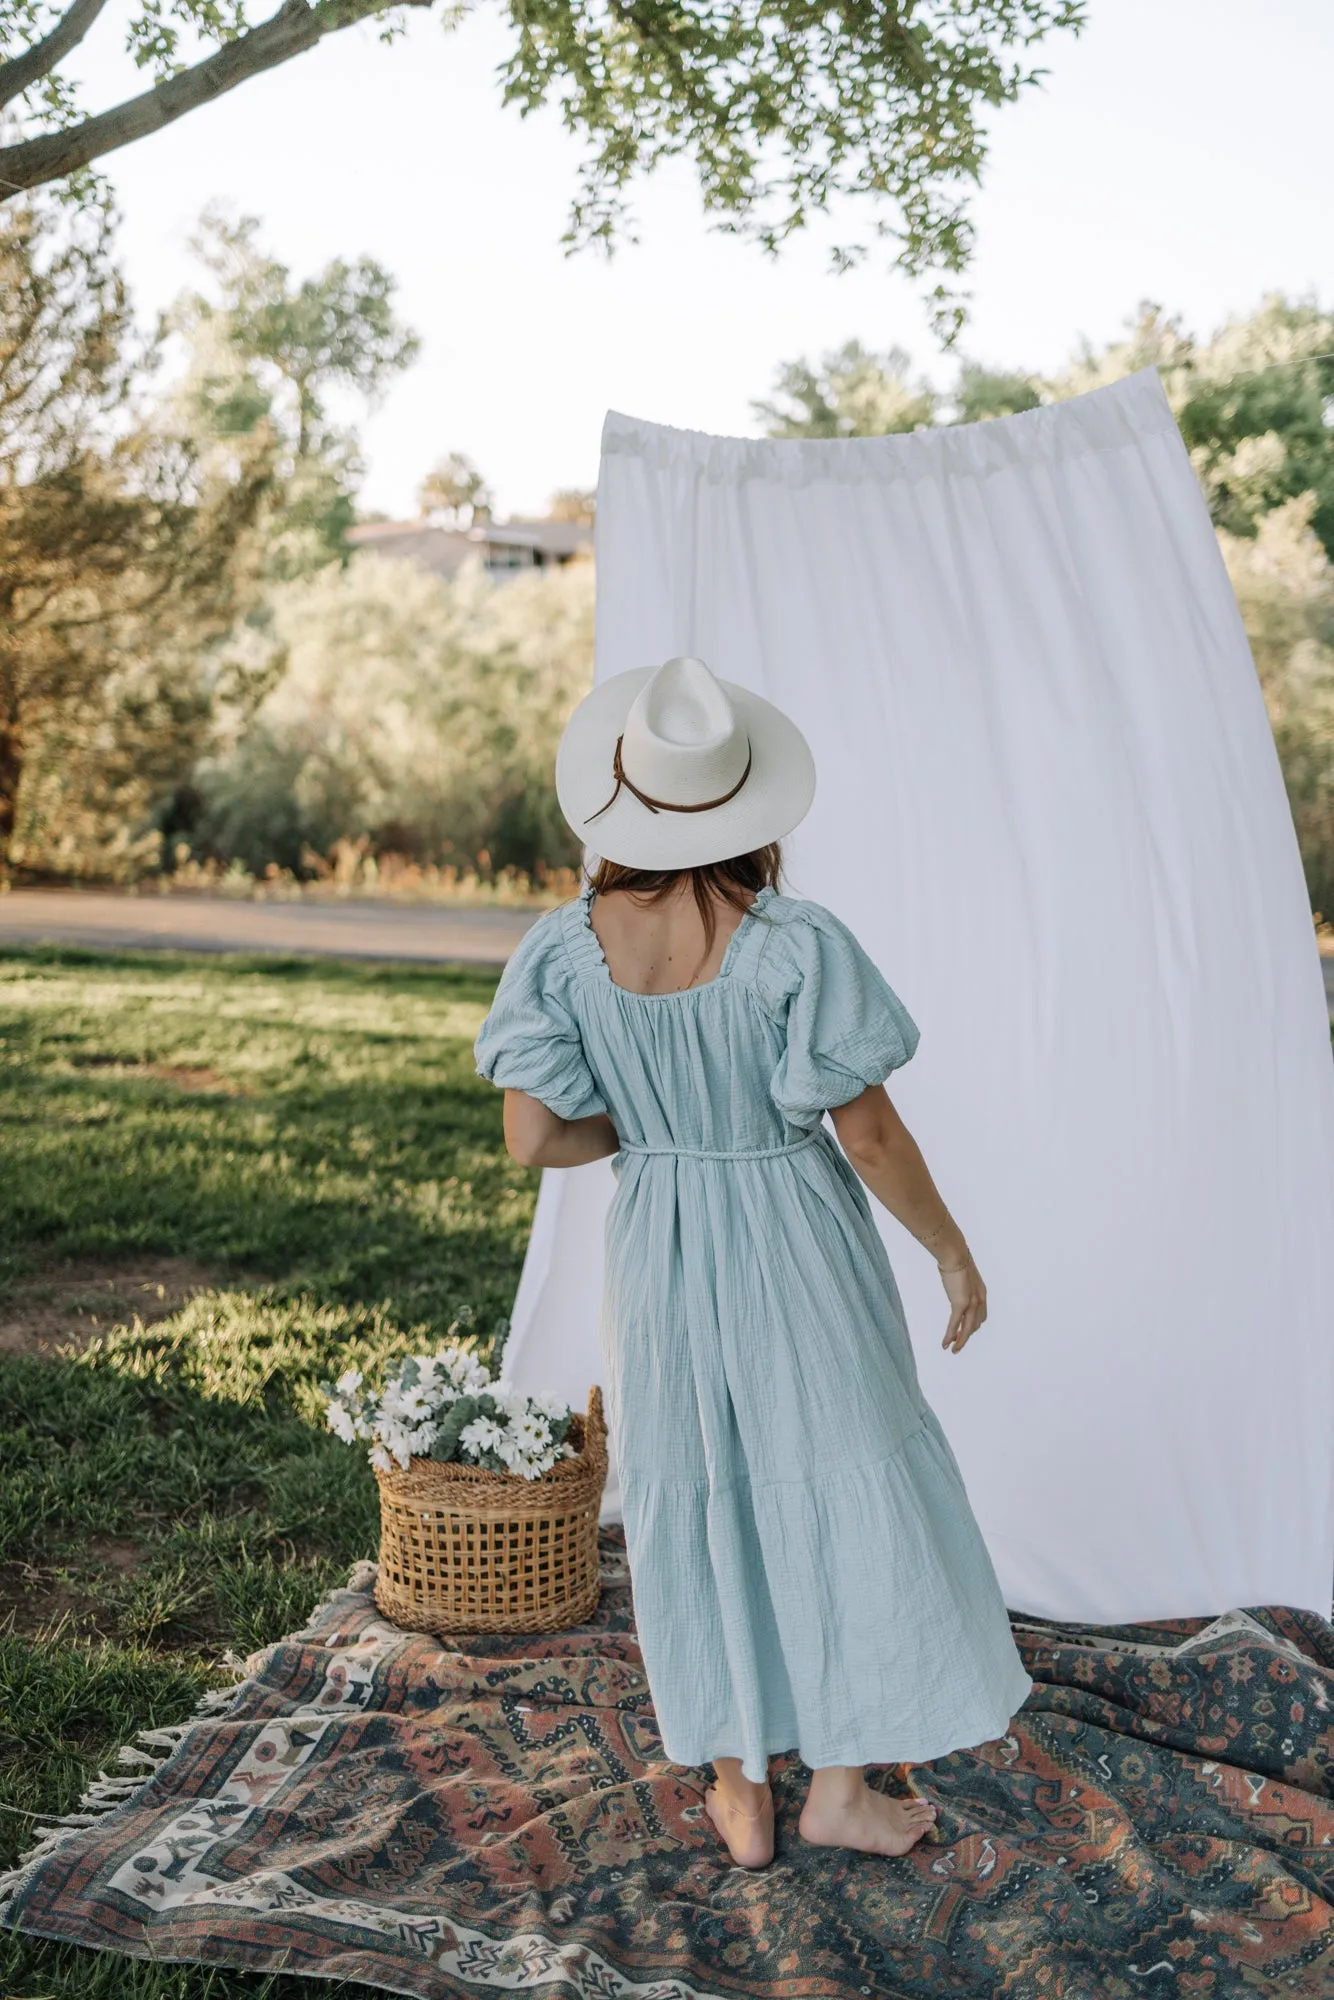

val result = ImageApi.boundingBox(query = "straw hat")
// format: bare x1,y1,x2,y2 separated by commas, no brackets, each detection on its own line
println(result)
556,656,816,871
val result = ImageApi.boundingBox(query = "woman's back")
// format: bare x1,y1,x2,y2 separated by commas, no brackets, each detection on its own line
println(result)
479,885,919,1159
587,883,749,996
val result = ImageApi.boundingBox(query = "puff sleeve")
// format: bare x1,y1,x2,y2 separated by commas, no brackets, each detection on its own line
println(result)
757,901,919,1126
474,910,607,1121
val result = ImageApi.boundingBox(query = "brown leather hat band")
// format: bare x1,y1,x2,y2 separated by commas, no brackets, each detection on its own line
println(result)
585,734,754,824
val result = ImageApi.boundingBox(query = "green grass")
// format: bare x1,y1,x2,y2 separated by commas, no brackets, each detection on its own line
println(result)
0,945,526,1999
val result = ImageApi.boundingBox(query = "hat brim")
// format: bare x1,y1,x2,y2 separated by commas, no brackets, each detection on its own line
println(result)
556,667,816,870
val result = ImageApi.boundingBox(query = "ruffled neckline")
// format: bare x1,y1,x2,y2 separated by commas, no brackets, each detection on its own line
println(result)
568,884,776,999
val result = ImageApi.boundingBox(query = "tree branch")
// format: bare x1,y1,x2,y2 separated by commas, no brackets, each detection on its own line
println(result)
0,0,428,197
0,0,114,112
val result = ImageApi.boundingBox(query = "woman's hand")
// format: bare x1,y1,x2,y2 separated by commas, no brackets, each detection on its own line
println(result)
829,1087,989,1355
939,1255,987,1354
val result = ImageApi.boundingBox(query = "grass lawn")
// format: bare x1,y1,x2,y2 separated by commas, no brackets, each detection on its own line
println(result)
0,943,529,1999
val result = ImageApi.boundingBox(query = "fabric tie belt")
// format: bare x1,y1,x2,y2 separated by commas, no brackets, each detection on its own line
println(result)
618,1131,822,1162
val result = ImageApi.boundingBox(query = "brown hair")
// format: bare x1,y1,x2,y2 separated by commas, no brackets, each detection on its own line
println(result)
588,844,783,953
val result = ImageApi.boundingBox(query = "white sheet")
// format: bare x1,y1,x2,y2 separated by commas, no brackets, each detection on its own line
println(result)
501,368,1334,1624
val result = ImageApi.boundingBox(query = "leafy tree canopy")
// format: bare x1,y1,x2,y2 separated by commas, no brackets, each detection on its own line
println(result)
548,486,595,524
173,208,419,571
1,196,273,869
755,340,939,438
0,0,1084,329
759,298,1334,556
1049,297,1334,557
418,451,493,528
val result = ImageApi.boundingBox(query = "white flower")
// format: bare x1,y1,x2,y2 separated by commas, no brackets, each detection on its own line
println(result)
448,1351,490,1395
335,1368,363,1398
459,1415,506,1459
379,1421,415,1469
496,1431,554,1478
497,1429,542,1475
370,1443,393,1472
530,1391,568,1421
325,1403,358,1444
515,1412,551,1452
489,1387,529,1422
379,1381,434,1431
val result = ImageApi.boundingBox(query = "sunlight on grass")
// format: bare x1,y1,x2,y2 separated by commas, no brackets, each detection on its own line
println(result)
0,944,526,1995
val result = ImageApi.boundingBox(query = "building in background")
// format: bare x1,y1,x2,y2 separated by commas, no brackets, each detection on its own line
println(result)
347,516,593,582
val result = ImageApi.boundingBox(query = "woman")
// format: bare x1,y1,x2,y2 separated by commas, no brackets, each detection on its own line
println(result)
475,655,1032,1870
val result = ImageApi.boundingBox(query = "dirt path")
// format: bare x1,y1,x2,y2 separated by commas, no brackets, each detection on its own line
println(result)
3,889,1331,1014
0,889,539,965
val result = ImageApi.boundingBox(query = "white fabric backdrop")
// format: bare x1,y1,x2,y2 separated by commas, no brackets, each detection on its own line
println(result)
501,368,1334,1625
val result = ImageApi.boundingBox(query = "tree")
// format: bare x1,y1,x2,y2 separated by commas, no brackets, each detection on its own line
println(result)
418,452,493,528
1176,301,1334,559
548,487,595,525
1046,296,1334,559
754,341,938,438
195,554,593,876
173,209,420,572
952,361,1041,423
0,1,1084,320
757,301,1334,553
1221,497,1334,917
0,196,272,871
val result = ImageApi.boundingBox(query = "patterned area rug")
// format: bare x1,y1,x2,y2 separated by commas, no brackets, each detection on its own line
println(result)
5,1531,1334,1999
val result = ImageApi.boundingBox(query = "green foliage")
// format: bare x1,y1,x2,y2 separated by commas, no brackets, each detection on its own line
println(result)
548,487,596,525
0,942,526,1998
755,341,1045,437
1219,497,1334,919
418,450,493,527
502,0,1084,332
756,295,1334,918
756,300,1334,537
754,340,938,438
174,209,420,575
953,361,1042,423
1,195,273,877
0,0,1085,317
193,553,593,878
417,1388,572,1467
3,203,428,883
1046,296,1334,558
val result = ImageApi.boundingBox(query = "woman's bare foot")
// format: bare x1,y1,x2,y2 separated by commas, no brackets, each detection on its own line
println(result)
799,1767,938,1857
704,1759,774,1869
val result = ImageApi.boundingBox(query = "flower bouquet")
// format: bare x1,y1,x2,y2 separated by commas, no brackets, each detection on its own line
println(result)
325,1342,607,1636
324,1344,577,1479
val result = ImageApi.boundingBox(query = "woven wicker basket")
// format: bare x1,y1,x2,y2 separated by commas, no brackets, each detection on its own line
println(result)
373,1385,608,1635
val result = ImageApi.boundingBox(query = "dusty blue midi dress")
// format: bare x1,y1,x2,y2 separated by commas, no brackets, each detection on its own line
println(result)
475,886,1032,1782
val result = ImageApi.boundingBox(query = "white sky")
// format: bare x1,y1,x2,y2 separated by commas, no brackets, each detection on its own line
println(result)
67,0,1331,517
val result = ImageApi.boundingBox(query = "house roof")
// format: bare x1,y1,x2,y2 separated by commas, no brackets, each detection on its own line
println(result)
346,516,593,576
475,519,593,557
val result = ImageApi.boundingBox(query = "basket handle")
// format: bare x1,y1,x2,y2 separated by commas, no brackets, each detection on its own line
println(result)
584,1383,608,1467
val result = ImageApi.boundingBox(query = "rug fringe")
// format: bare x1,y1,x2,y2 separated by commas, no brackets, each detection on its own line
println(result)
0,1565,370,1915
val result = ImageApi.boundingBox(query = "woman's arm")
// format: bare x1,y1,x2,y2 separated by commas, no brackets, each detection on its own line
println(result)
502,1089,620,1169
829,1083,987,1354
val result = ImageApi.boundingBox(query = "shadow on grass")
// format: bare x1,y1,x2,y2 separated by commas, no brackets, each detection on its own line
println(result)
0,944,531,1994
0,1298,393,1647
